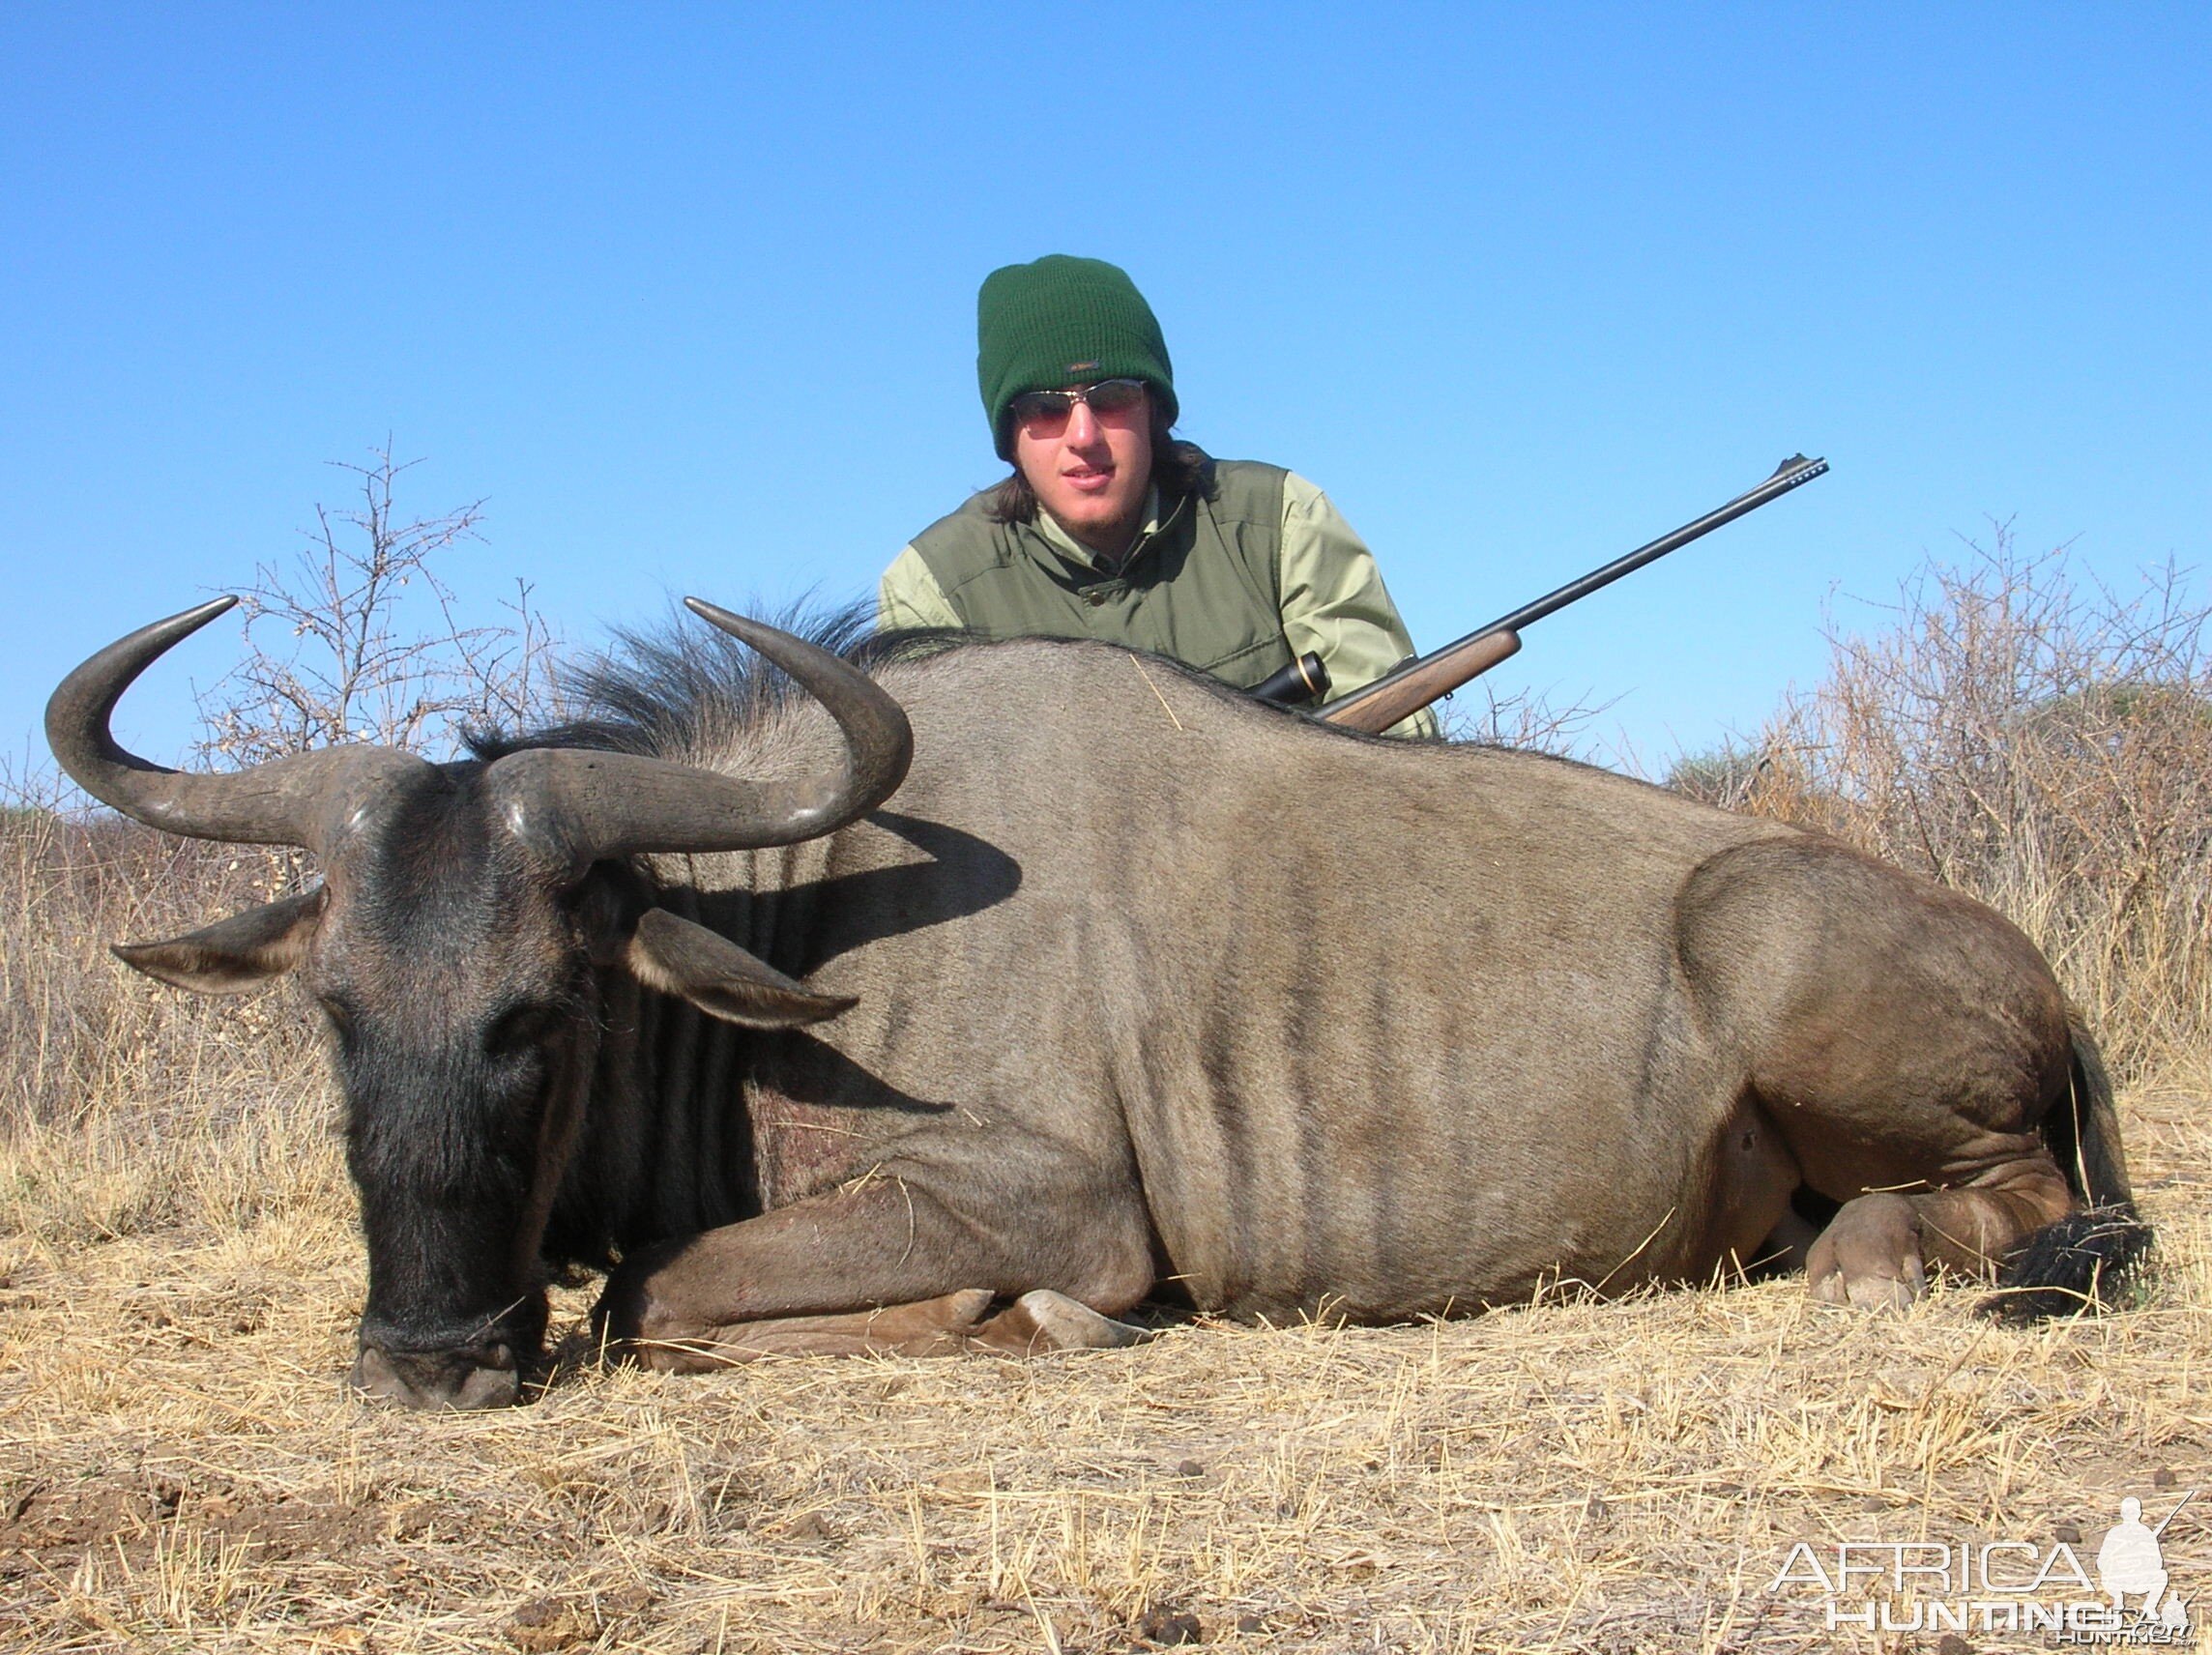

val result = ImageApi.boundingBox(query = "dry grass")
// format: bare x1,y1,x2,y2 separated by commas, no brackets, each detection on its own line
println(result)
6,543,2210,1652
2,1049,2206,1654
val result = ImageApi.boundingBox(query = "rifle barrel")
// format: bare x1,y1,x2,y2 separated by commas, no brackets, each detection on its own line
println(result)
2151,1489,2196,1538
1450,453,1828,653
1321,453,1829,731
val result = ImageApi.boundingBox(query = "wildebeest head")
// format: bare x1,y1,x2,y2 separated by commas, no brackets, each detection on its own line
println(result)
47,597,913,1409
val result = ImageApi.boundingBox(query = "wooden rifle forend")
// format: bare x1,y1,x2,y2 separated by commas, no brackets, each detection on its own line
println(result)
1320,630,1521,734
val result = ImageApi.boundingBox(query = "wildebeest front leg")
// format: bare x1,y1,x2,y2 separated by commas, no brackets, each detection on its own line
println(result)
598,1287,1147,1366
597,1171,1153,1370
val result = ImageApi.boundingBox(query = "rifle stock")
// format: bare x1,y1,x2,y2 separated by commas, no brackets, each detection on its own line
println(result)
1318,454,1828,735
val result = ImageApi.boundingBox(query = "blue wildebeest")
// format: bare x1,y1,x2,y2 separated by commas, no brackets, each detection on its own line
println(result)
49,597,2141,1409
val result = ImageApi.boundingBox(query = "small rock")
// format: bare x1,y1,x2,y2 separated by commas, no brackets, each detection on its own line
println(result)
779,1509,838,1544
507,1597,585,1653
2153,1467,2178,1489
601,1582,655,1616
1234,1613,1266,1634
1175,1460,1206,1479
1936,1635,1973,1655
1136,1605,1204,1645
1585,1491,1611,1524
2053,1522,2083,1545
384,1501,434,1541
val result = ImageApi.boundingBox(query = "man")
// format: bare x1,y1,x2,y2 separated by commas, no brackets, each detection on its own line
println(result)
2096,1497,2172,1617
878,254,1438,737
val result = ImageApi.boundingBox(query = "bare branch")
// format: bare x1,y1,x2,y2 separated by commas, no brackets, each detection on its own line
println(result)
192,442,561,766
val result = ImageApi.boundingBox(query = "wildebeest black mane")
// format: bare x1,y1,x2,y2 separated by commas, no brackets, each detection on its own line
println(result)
468,600,961,762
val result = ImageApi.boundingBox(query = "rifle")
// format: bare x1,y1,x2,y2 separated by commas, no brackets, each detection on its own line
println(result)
2151,1489,2196,1539
1294,454,1830,735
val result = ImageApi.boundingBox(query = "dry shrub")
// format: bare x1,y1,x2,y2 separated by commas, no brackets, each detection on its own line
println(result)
1440,680,1613,754
1674,528,2211,1081
0,806,335,1247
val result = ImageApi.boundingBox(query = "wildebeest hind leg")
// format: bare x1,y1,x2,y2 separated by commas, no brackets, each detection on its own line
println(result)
1679,836,2083,1311
1808,1162,2074,1312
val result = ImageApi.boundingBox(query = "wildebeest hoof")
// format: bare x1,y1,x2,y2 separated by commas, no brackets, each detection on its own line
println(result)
592,1290,719,1373
1824,1270,1925,1313
350,1343,521,1410
1807,1192,1928,1313
969,1290,1154,1355
593,1245,687,1362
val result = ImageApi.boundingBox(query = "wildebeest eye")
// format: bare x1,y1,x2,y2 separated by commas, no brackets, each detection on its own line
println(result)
484,1002,562,1059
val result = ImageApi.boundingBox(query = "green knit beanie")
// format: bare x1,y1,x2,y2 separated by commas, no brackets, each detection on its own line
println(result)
976,255,1178,458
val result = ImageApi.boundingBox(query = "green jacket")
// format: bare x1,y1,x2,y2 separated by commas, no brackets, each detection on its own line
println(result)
879,461,1438,738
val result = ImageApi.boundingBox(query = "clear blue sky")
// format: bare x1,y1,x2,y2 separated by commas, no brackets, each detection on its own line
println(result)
4,6,2205,775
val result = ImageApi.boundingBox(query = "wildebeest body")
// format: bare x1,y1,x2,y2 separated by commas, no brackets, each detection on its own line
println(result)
550,640,2073,1324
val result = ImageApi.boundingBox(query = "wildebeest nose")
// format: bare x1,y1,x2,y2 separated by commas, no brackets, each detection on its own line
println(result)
349,1343,521,1411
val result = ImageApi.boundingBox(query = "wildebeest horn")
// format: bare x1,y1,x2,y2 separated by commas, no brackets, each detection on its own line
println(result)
45,597,425,848
482,597,914,863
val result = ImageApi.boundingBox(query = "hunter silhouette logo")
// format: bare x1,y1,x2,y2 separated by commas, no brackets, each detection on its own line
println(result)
1770,1491,2196,1643
2097,1495,2192,1631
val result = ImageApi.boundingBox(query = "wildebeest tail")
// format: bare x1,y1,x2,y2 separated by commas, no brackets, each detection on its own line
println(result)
1983,1016,2152,1322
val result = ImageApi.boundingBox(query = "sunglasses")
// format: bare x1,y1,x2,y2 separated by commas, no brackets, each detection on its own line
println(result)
1008,378,1149,437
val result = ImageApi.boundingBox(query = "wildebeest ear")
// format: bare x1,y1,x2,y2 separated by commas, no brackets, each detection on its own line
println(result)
113,887,328,995
623,908,857,1029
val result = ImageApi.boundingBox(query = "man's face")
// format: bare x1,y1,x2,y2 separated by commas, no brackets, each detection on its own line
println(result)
1011,382,1153,556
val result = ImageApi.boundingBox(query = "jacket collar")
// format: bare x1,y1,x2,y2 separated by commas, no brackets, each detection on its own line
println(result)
1032,485,1189,577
